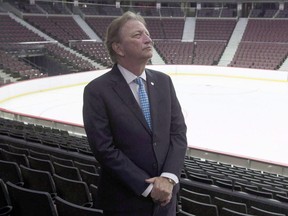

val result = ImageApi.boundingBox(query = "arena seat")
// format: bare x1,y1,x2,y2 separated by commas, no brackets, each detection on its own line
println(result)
50,155,74,166
53,174,92,207
55,196,103,216
20,165,57,199
180,178,288,215
28,156,55,174
29,149,51,160
24,15,89,44
0,14,44,43
221,207,254,216
177,210,195,216
0,179,12,216
53,162,82,181
0,149,29,167
180,188,212,204
154,41,194,64
213,197,248,214
79,169,99,187
0,160,23,186
6,181,58,216
181,196,219,216
85,17,115,40
249,206,286,216
74,161,98,174
0,143,10,151
37,1,71,14
89,184,98,207
8,145,29,156
194,19,237,41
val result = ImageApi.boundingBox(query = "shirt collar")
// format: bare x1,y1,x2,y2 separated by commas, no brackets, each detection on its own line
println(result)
117,64,146,84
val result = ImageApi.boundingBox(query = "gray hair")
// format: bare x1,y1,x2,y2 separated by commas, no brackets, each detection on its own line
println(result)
105,11,146,63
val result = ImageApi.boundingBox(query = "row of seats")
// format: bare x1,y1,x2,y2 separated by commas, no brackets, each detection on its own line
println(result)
45,43,98,72
0,14,44,43
0,14,98,81
1,11,288,83
179,189,287,215
177,156,288,215
24,16,90,45
242,20,288,43
1,179,103,216
230,19,288,69
0,144,99,183
7,1,185,17
71,41,113,67
2,117,288,215
9,1,71,15
1,12,288,82
0,49,46,80
0,118,93,156
8,1,288,18
183,157,288,201
0,143,102,215
179,178,288,215
154,40,226,65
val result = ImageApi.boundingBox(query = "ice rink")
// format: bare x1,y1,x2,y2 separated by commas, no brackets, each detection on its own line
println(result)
1,65,288,166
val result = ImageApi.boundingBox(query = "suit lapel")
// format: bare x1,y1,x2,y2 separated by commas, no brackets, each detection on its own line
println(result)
111,66,152,134
146,69,158,134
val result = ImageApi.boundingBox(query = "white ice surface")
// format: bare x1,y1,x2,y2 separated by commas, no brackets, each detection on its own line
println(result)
1,74,288,165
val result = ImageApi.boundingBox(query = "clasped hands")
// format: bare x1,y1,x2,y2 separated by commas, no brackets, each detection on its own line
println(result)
146,176,174,206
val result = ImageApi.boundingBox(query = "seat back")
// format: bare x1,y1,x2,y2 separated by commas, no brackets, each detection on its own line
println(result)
0,160,23,185
177,210,196,216
181,196,219,216
20,165,56,197
180,188,212,204
74,161,97,173
221,208,254,216
244,187,273,199
0,149,29,167
0,143,10,151
55,196,103,216
0,179,12,216
8,145,29,155
28,156,55,174
50,155,74,166
250,206,286,216
213,196,247,214
53,162,82,181
6,181,57,216
29,150,50,160
53,174,92,206
80,169,99,186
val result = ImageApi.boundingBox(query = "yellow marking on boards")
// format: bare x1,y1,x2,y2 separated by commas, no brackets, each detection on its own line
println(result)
166,73,288,83
0,82,88,104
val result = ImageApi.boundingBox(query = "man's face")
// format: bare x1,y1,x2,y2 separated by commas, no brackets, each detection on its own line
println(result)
116,20,153,63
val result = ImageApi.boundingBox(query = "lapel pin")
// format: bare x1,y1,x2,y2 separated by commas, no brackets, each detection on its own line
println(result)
151,82,154,86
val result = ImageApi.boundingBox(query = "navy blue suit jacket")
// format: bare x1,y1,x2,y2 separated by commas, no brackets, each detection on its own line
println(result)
83,64,187,213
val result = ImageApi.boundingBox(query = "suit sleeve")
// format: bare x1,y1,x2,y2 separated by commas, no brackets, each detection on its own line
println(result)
162,77,187,179
83,84,151,196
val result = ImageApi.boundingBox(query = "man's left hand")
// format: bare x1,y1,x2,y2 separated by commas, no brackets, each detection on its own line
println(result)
145,176,174,206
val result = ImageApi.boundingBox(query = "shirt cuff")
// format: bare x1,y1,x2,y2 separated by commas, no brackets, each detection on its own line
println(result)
141,173,179,197
161,172,179,184
142,183,153,197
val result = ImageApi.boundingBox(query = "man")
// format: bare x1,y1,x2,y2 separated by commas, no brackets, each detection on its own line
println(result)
83,11,187,216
